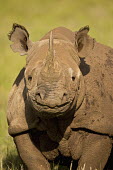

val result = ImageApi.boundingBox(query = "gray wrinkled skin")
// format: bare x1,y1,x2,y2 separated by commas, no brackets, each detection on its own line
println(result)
7,24,113,170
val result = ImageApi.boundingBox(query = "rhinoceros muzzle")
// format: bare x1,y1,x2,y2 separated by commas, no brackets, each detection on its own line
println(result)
27,76,81,117
33,91,73,114
28,88,76,117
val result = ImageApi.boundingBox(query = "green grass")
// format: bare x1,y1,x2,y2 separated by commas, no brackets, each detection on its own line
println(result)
1,0,113,169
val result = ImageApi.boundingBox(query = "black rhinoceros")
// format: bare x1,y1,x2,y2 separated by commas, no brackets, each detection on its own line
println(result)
7,23,113,170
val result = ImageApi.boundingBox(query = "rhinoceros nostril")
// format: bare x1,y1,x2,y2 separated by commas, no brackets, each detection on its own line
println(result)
36,92,45,100
63,93,67,96
62,92,68,102
37,93,41,96
36,92,41,99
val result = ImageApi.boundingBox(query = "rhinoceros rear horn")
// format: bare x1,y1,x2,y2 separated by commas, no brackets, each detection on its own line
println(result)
8,23,33,55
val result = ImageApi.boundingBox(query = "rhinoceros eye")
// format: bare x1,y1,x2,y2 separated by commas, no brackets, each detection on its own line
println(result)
68,68,76,81
72,76,76,81
28,75,32,82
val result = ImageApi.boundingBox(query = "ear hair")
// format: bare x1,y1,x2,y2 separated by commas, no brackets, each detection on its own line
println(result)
78,25,89,34
8,23,29,40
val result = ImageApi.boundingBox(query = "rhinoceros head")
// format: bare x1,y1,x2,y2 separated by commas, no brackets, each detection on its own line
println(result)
8,24,90,118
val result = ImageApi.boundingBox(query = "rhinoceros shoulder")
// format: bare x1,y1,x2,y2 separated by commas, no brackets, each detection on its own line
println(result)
7,68,37,136
7,67,25,113
72,43,113,136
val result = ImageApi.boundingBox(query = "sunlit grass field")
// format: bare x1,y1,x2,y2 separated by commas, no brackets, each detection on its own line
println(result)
0,0,113,169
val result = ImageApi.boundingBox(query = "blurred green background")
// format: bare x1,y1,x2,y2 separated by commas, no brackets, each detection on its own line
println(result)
0,0,113,169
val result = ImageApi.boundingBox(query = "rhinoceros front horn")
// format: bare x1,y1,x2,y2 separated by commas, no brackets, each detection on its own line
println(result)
49,31,54,55
40,32,61,80
47,31,55,66
44,31,55,71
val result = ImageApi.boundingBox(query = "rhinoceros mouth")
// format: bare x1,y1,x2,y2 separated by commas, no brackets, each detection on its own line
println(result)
29,97,76,118
31,98,73,115
35,101,70,109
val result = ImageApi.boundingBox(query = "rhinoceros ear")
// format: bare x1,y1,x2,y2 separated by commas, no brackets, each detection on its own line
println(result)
8,23,33,55
75,26,92,57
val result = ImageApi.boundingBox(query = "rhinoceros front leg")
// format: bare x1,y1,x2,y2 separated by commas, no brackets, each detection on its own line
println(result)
77,134,112,170
14,133,50,170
